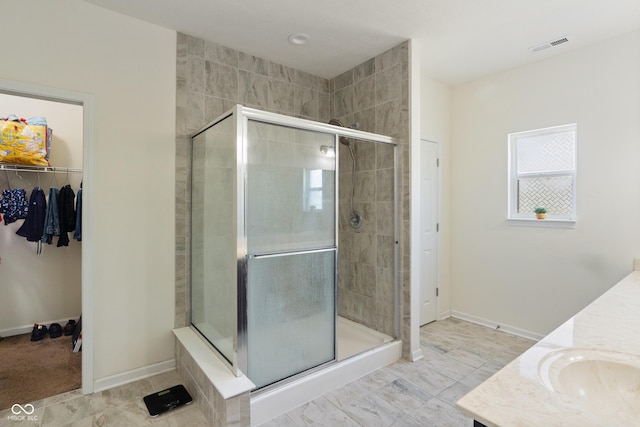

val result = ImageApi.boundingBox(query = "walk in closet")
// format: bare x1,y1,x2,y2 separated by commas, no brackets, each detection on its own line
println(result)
0,92,83,407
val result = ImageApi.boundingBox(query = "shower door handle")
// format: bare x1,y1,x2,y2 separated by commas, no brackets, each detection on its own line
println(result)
249,247,336,260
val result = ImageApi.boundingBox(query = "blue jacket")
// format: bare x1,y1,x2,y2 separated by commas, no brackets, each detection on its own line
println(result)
41,187,60,244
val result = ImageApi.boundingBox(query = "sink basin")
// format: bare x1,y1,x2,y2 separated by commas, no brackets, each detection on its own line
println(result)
538,349,640,422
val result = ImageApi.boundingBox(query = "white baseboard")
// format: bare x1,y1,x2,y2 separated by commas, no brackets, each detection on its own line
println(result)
93,359,176,393
0,317,79,338
410,347,424,362
438,309,452,320
450,310,544,341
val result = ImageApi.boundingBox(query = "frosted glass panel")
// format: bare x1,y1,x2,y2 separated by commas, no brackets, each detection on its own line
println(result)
247,121,335,254
516,130,575,173
247,251,335,388
245,119,336,389
191,115,237,366
518,176,573,214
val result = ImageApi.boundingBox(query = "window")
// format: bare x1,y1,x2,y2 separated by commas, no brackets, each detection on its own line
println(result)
304,169,324,211
508,124,577,221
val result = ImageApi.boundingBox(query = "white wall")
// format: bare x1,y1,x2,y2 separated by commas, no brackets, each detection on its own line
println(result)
0,0,177,381
0,94,83,336
450,30,640,336
420,75,452,318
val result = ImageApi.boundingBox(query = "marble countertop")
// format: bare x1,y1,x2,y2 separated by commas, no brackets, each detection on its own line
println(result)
456,269,640,427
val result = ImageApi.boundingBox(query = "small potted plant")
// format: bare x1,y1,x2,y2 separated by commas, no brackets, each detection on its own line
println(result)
534,207,547,220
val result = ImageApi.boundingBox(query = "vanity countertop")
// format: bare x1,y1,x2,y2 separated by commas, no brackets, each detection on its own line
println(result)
456,270,640,427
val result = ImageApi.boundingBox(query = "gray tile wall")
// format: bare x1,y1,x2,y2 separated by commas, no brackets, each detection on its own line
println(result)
175,339,250,426
329,42,411,356
337,139,397,337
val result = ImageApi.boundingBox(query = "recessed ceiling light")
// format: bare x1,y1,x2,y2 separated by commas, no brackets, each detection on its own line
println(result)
288,33,310,46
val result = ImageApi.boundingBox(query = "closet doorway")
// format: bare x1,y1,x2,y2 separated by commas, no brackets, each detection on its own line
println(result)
0,80,94,408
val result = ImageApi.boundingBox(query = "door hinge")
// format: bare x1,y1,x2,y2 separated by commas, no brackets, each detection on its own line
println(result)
437,158,440,167
436,287,439,297
436,223,440,232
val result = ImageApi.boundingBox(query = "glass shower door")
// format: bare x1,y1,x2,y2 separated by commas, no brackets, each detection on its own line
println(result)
245,120,336,389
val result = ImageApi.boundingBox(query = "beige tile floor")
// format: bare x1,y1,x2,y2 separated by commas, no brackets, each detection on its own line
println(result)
0,370,209,427
0,318,534,427
262,318,534,427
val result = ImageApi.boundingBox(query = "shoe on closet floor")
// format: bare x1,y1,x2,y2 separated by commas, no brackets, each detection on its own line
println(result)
63,320,77,336
30,323,48,341
49,323,63,338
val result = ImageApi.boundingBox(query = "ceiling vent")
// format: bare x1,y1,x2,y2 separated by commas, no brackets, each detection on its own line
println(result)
530,36,569,53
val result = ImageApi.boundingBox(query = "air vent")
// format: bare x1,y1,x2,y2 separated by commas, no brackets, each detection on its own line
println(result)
530,36,569,53
550,37,569,46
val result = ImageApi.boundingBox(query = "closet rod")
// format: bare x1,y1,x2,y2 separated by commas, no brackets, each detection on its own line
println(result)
0,164,82,173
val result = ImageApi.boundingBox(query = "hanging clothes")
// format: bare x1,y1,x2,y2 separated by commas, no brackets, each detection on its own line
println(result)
41,187,60,244
74,187,82,241
0,188,29,225
16,186,46,253
57,184,75,247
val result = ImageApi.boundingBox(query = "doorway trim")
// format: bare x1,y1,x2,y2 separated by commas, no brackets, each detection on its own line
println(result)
0,78,95,393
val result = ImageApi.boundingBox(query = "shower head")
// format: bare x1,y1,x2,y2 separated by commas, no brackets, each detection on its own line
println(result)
328,118,351,146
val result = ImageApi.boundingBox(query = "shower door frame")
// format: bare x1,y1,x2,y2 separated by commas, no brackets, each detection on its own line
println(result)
190,104,399,385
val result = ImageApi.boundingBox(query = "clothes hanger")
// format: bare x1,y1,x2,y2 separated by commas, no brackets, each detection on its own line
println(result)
14,170,31,188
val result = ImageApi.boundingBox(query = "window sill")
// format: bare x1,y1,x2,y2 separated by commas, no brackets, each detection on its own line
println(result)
507,218,576,228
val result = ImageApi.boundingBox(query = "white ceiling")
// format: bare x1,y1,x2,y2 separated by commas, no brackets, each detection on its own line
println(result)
84,0,640,85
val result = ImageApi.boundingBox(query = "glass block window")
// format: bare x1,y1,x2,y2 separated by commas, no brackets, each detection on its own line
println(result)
508,124,577,220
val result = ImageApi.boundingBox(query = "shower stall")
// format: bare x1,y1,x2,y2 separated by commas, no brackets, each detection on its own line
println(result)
190,105,398,393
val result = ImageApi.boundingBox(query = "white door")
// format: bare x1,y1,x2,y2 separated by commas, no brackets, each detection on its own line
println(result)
420,140,439,325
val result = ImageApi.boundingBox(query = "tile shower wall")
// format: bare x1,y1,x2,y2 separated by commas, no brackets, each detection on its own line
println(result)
330,42,411,354
338,140,396,337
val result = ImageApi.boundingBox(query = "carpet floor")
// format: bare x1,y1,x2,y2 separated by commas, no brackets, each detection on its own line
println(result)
0,333,81,410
